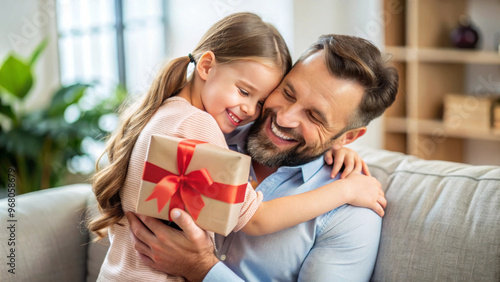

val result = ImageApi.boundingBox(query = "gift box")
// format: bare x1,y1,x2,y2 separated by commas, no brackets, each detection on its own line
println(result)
136,134,251,236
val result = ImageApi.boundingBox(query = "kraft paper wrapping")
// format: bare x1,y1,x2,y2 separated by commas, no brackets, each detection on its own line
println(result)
136,135,251,236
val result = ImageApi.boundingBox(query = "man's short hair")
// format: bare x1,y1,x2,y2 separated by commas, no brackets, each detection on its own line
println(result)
297,34,399,130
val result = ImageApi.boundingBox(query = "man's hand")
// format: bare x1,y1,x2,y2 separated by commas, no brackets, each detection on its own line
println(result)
126,209,219,281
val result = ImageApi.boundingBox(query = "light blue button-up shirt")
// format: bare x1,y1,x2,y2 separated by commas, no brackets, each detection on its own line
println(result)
204,124,382,281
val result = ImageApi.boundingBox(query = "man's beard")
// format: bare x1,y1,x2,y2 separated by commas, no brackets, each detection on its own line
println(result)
246,108,338,167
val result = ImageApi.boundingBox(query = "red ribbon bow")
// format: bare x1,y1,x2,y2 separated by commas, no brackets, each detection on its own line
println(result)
144,140,212,221
142,139,247,221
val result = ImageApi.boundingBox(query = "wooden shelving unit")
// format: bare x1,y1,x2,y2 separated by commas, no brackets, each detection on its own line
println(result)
387,46,500,64
382,0,500,163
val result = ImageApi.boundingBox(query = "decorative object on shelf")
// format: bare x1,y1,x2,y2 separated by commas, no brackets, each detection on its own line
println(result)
450,15,480,49
444,93,498,134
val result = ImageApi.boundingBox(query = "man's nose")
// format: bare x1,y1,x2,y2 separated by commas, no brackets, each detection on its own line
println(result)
276,104,301,128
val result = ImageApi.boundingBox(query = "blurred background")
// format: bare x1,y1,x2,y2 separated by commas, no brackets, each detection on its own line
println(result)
0,0,499,194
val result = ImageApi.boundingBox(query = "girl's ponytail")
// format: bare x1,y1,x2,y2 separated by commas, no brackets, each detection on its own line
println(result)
88,56,191,239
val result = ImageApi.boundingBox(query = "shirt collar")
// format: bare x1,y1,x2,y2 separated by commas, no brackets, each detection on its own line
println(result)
225,124,326,183
276,156,325,183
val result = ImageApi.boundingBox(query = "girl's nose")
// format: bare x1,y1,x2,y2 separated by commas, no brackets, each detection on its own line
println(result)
241,103,256,117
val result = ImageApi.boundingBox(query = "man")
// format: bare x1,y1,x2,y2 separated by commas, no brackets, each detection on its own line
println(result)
127,34,399,281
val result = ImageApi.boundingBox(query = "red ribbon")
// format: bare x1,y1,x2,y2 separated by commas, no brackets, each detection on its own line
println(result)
142,139,247,221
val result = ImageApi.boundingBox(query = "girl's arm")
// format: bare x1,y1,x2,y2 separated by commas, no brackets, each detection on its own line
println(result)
241,173,386,236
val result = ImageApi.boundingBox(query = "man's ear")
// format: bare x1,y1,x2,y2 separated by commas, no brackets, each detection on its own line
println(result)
196,51,216,81
335,127,367,146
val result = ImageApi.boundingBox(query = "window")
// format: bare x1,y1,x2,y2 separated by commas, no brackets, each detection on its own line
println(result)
56,0,167,93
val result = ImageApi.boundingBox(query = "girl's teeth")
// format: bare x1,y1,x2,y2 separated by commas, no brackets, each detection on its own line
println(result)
228,112,241,123
271,121,294,141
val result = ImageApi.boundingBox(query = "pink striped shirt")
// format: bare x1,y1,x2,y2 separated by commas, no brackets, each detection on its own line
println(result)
97,97,263,281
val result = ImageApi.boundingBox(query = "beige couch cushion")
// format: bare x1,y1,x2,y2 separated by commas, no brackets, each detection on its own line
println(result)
355,147,500,281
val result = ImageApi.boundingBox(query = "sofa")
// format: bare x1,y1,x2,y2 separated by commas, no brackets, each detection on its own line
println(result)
1,147,499,282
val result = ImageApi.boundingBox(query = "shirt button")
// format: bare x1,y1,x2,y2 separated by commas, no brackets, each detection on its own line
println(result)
220,254,226,261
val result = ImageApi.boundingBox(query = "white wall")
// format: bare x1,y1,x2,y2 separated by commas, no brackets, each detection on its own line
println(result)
0,0,60,111
166,0,294,59
294,0,385,149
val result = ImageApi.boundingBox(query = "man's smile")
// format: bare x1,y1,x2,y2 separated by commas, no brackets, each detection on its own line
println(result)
266,115,298,144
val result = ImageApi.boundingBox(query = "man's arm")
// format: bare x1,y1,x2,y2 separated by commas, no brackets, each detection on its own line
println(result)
298,205,382,281
126,210,243,281
126,210,219,281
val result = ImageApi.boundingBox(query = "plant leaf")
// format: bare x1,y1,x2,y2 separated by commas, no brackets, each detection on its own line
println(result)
0,55,33,99
29,38,49,66
0,127,42,159
47,83,89,117
0,96,15,121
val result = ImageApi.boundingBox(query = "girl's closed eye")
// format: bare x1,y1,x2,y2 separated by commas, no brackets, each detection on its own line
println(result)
257,100,265,108
238,87,250,97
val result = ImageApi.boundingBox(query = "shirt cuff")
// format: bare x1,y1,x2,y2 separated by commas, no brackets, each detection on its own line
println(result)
203,262,243,282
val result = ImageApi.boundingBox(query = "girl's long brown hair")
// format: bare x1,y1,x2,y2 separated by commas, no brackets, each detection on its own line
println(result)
88,12,292,239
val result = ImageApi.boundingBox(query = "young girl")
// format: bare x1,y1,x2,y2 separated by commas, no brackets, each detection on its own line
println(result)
90,13,385,281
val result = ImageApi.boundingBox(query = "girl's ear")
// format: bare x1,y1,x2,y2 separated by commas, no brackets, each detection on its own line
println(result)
196,51,216,81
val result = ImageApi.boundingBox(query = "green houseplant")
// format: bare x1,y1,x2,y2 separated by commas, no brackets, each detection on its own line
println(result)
0,40,125,194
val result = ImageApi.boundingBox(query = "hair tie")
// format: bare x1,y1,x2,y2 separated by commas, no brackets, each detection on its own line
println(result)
188,53,195,64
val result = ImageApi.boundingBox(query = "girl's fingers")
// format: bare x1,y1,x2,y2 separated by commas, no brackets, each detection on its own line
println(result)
340,157,355,179
331,153,345,178
353,159,363,174
376,204,385,217
379,188,385,197
362,161,371,176
378,195,387,209
324,151,334,165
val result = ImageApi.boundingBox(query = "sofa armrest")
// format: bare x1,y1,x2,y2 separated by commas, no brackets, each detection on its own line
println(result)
0,184,93,282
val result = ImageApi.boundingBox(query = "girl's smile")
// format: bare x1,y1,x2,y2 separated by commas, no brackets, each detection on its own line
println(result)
226,109,243,126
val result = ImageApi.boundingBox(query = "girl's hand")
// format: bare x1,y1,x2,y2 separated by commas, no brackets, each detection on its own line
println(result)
341,173,386,217
324,145,371,179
